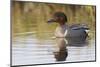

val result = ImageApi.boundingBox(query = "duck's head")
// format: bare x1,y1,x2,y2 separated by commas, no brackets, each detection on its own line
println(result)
47,12,67,25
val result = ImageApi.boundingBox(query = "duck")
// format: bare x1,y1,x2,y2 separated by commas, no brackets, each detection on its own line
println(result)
47,12,89,44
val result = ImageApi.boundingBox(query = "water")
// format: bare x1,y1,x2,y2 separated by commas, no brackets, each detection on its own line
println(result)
11,2,96,66
12,32,95,66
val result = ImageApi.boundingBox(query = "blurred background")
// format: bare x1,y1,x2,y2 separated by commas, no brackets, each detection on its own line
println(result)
11,1,96,37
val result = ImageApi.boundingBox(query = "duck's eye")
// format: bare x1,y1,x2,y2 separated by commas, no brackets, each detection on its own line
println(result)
54,17,59,21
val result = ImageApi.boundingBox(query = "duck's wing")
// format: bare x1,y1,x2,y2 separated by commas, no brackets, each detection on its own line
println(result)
70,24,89,30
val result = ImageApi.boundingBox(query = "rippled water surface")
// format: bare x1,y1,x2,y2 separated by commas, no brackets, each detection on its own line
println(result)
12,32,95,66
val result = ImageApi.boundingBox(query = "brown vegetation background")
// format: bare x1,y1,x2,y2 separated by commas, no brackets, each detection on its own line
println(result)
11,1,96,36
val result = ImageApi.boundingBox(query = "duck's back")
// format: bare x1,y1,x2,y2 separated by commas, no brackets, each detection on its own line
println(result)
65,24,88,45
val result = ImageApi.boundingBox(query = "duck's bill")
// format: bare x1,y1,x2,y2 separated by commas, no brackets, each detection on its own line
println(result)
47,18,56,23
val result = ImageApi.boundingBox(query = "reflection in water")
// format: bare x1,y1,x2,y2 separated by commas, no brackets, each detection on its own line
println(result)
12,33,95,66
53,38,68,61
54,49,68,61
53,36,88,61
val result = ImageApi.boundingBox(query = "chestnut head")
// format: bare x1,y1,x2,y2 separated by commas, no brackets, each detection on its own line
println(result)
47,12,67,24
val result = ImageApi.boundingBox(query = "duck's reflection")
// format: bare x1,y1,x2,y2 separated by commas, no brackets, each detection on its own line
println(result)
53,37,88,61
53,38,68,61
